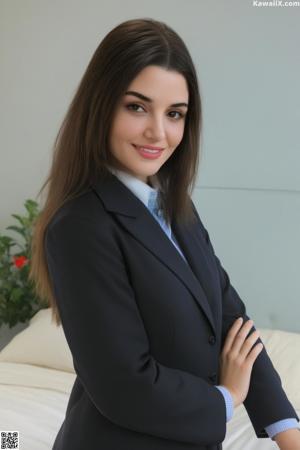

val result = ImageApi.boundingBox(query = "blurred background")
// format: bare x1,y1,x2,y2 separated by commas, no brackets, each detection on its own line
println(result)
0,0,299,347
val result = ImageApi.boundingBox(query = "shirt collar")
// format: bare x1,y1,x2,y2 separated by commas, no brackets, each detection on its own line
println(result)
106,165,161,209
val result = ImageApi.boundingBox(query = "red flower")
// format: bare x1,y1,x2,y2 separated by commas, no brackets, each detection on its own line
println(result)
13,255,28,269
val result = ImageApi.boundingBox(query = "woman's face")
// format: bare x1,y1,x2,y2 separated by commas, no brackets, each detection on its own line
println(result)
108,65,189,184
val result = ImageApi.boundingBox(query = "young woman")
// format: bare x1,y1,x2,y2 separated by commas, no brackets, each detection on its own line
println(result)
30,18,300,450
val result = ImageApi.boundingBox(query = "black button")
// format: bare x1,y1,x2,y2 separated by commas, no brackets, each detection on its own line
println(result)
208,335,216,345
209,372,217,383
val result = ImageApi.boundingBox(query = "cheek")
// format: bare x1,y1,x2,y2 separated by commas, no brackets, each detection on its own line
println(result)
115,115,144,142
168,123,185,146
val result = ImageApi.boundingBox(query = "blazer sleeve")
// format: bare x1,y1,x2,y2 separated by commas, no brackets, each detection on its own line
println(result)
191,202,300,438
45,212,227,446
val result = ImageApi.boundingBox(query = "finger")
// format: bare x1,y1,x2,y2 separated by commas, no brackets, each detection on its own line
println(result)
230,319,254,355
245,342,264,366
239,329,260,360
222,318,244,354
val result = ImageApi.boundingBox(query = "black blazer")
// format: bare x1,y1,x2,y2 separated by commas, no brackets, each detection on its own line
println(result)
45,171,299,450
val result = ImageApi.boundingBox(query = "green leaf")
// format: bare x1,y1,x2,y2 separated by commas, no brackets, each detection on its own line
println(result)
10,287,24,303
0,235,14,246
25,199,39,217
11,214,26,227
6,226,26,238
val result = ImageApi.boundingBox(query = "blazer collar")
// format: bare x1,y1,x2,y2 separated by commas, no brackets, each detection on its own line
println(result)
91,171,217,335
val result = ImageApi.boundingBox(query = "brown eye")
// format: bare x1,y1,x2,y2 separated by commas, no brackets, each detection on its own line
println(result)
125,103,185,120
169,111,184,120
126,103,144,112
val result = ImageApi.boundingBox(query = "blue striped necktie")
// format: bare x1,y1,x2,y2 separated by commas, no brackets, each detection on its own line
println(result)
147,191,188,264
147,191,171,238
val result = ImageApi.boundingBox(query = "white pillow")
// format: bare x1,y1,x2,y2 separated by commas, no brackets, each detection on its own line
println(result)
0,308,75,373
258,328,300,409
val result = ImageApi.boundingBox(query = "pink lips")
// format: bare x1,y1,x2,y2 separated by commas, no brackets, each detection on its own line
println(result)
132,144,164,160
134,144,164,151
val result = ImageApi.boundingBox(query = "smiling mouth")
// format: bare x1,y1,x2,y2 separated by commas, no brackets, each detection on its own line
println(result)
132,144,164,159
133,144,164,152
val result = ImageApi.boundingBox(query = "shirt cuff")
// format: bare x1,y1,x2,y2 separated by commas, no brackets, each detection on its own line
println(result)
265,418,300,440
215,385,234,422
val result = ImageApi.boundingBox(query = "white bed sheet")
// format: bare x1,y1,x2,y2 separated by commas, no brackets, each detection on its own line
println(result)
0,362,75,450
1,360,297,450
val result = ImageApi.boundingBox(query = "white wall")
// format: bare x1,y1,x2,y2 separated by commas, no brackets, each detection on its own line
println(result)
1,0,299,331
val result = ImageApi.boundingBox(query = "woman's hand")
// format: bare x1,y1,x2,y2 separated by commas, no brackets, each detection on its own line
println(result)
274,428,300,450
219,317,264,408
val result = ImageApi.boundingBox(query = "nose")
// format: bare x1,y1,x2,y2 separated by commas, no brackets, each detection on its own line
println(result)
143,115,166,142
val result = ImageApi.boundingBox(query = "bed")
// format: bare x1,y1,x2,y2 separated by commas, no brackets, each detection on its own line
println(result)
0,308,299,449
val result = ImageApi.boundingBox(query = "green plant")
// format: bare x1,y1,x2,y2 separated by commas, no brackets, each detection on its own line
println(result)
0,199,48,328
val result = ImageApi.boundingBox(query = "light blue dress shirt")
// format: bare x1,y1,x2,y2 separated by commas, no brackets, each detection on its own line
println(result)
107,165,299,440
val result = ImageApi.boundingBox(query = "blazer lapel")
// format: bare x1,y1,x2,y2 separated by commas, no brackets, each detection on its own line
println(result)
92,172,216,335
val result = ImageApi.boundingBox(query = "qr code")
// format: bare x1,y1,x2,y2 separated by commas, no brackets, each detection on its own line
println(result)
1,431,19,449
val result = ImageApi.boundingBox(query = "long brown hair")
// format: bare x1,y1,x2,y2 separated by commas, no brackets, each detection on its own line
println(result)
29,18,203,327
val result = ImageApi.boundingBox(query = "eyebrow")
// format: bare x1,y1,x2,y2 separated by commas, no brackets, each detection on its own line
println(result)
124,90,189,108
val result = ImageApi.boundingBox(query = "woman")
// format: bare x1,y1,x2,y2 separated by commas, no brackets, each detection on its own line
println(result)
30,18,300,450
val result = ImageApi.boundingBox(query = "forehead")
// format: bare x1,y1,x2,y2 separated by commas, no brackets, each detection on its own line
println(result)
126,66,189,102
